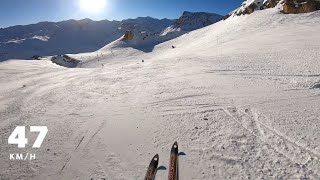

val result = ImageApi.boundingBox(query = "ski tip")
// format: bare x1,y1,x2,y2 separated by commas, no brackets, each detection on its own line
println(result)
153,154,159,162
145,154,159,180
173,141,178,148
171,141,178,153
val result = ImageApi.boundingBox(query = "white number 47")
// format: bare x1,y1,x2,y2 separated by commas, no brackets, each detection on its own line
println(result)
8,126,48,148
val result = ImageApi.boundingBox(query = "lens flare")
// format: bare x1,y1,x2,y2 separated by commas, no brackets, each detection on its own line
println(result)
79,0,107,14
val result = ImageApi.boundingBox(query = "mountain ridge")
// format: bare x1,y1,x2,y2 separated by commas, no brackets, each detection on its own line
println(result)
0,11,222,61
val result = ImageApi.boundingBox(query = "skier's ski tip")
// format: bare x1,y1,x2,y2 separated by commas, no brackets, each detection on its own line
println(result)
172,141,178,152
168,141,179,180
144,154,159,180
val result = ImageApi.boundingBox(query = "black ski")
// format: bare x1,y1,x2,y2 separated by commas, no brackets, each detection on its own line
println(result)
144,154,159,180
168,141,179,180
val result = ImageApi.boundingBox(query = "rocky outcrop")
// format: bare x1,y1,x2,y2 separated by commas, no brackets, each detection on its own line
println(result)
231,0,319,17
122,31,134,41
232,0,264,16
283,0,320,14
51,55,80,68
263,0,279,8
244,3,258,14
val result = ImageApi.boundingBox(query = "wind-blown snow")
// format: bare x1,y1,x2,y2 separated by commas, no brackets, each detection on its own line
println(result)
0,9,320,179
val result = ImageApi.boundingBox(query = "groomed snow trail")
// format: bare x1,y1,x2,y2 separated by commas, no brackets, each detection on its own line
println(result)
1,10,320,179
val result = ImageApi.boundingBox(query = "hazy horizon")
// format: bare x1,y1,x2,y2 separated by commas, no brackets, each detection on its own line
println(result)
1,11,224,28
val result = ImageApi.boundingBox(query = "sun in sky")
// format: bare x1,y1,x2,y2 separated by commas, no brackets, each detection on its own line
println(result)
79,0,108,14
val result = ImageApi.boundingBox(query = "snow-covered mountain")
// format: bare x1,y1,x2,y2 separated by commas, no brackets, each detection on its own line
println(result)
96,11,224,53
161,11,224,36
0,12,223,61
0,17,173,61
173,11,224,31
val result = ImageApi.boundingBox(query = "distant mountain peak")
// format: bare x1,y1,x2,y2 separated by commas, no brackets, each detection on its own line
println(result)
174,11,223,31
182,11,220,16
182,11,193,15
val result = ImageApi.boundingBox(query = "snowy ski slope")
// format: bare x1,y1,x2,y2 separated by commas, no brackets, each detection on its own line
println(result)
0,9,320,179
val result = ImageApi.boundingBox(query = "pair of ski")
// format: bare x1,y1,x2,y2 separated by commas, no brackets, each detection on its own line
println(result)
144,142,179,180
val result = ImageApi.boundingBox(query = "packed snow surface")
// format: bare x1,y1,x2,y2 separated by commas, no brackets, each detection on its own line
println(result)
1,9,320,179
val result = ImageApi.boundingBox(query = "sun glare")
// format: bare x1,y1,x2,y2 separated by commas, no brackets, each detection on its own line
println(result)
79,0,107,14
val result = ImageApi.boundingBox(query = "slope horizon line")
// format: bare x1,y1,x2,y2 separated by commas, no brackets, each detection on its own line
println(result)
0,11,224,29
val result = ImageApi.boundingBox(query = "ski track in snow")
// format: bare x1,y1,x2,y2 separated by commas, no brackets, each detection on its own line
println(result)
1,9,320,180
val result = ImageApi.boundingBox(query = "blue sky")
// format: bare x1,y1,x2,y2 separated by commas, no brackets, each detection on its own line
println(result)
0,0,243,28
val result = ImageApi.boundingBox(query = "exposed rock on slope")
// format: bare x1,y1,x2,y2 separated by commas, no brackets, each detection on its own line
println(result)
283,0,320,14
122,31,134,41
231,0,320,16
